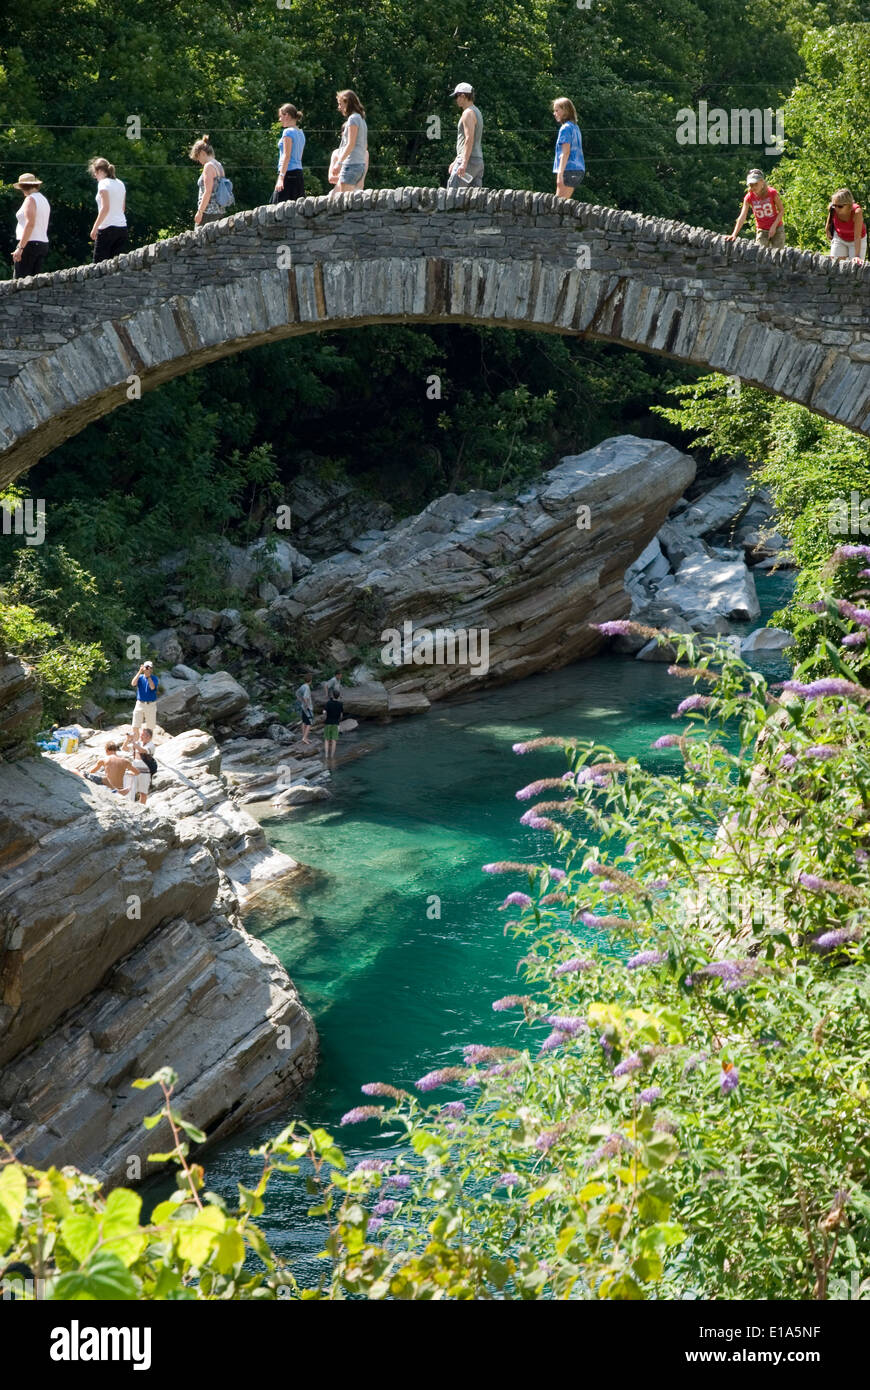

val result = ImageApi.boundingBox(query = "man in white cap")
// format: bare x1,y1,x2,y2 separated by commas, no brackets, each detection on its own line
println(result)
11,173,50,279
130,659,160,734
726,170,785,250
447,83,484,189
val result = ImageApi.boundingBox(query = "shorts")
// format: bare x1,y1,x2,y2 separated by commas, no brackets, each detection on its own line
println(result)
561,169,585,187
323,724,339,740
338,160,365,186
85,773,119,792
132,700,157,732
299,708,313,726
93,225,128,263
272,169,304,203
755,225,785,250
831,233,867,260
447,159,484,190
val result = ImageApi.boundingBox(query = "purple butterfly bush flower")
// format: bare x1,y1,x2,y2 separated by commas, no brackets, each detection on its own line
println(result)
649,877,670,889
548,866,566,882
698,960,756,987
842,632,868,647
554,957,593,975
639,1086,662,1104
627,949,667,970
720,1065,740,1096
799,872,827,893
588,1133,624,1166
387,1174,412,1189
534,1128,563,1153
856,848,869,864
544,1015,589,1036
683,1051,708,1076
653,734,682,749
501,891,532,908
463,1044,493,1065
613,1053,642,1077
415,1067,463,1092
373,1199,399,1216
496,1172,521,1188
340,1106,384,1125
832,543,870,562
600,879,621,893
782,678,867,700
368,1217,384,1233
353,1158,391,1173
781,753,797,769
516,779,562,801
519,811,549,828
814,927,861,950
441,1101,466,1119
599,1034,614,1057
592,620,633,636
805,745,839,760
492,994,529,1012
539,1031,565,1053
675,694,714,715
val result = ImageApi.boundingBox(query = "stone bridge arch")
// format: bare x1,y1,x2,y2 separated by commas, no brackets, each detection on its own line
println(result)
0,186,868,488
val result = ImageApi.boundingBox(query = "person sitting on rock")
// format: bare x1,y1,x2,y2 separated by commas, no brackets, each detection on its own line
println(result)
295,671,315,745
131,660,159,734
83,741,138,793
121,726,158,805
325,668,343,699
322,693,344,759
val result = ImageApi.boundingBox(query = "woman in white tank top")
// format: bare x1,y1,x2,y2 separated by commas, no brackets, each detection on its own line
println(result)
88,156,128,264
11,172,50,279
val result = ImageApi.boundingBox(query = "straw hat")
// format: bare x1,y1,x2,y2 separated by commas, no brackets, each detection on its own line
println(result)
13,173,43,191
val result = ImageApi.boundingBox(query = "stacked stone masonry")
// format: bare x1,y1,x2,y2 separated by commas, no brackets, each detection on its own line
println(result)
0,188,868,486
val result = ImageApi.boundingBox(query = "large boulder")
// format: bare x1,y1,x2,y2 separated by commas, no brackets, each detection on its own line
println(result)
655,554,760,624
197,671,250,722
156,680,202,735
149,628,184,665
268,437,696,699
741,627,795,654
341,681,390,718
680,469,753,538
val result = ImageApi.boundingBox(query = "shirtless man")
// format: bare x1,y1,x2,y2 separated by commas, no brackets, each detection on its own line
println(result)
83,740,137,793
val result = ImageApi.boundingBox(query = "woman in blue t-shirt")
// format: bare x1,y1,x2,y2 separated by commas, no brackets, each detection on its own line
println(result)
273,103,306,203
552,97,585,199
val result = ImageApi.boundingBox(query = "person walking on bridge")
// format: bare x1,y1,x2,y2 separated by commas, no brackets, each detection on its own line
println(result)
826,188,865,262
447,83,484,189
190,136,232,226
552,98,585,198
11,173,50,279
273,103,306,203
88,157,128,263
726,170,785,250
331,90,368,196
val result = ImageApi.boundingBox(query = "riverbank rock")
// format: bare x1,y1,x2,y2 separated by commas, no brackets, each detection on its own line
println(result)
0,742,317,1182
741,626,795,653
268,436,695,698
0,652,41,761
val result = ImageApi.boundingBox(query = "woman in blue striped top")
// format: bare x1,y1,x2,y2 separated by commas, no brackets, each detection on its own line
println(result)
552,98,585,199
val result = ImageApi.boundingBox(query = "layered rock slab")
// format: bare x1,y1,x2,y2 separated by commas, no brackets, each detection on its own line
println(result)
273,436,695,697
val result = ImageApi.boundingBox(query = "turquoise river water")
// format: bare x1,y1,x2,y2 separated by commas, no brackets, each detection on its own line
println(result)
196,573,792,1277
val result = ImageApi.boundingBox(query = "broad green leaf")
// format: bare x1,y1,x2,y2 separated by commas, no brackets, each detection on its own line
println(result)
60,1211,100,1263
50,1250,141,1301
0,1164,27,1225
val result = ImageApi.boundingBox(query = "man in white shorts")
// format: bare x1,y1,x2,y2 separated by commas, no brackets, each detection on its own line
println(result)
130,660,159,733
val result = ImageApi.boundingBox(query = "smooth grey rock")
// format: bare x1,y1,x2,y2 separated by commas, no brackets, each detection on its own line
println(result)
741,626,795,653
149,627,184,664
198,671,250,721
171,664,201,682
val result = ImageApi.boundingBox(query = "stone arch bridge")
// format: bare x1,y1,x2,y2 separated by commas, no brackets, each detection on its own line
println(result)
0,186,868,487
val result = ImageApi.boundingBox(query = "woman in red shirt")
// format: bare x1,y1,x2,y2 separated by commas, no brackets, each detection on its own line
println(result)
727,170,785,249
826,189,866,262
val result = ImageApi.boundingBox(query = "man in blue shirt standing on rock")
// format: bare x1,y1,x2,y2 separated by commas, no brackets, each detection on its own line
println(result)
131,659,159,735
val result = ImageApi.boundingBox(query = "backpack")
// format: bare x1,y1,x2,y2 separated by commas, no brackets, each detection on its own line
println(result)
213,173,235,209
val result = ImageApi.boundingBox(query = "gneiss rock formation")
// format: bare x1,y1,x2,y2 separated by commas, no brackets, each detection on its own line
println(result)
0,720,317,1185
267,436,696,699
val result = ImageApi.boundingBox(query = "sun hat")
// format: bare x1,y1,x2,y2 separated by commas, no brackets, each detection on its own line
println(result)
450,82,474,96
13,173,43,190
